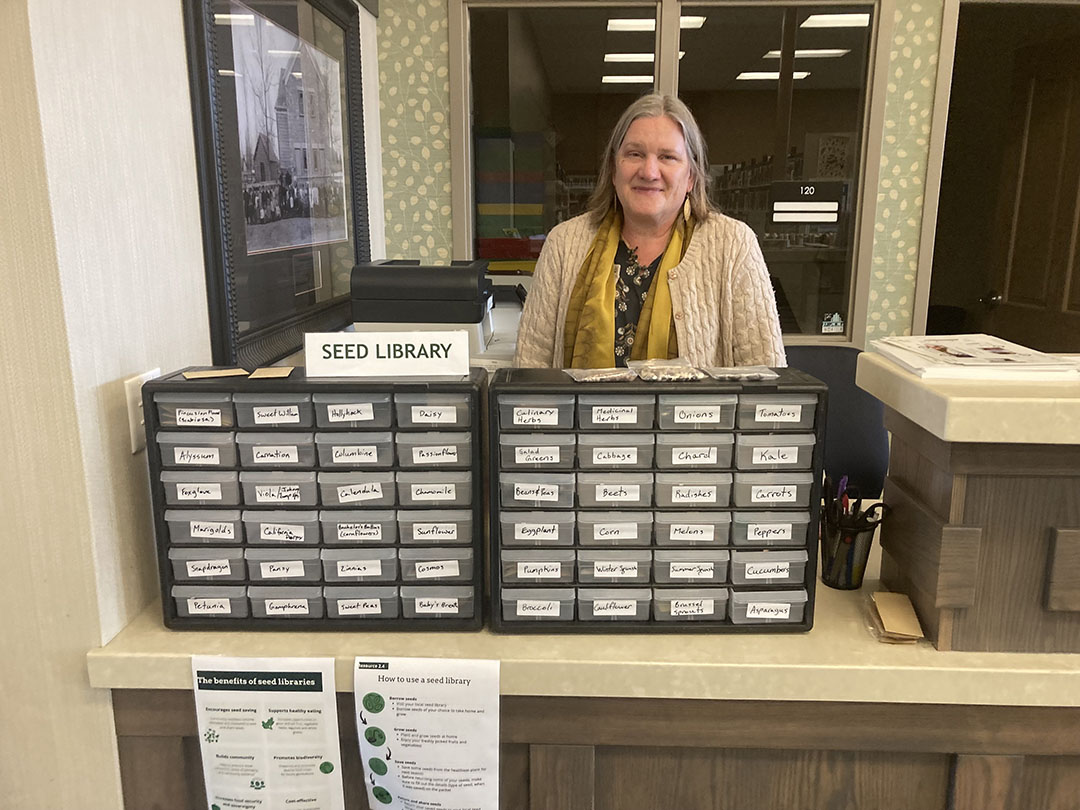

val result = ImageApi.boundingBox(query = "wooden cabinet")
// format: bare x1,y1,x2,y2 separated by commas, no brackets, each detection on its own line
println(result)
113,690,1080,810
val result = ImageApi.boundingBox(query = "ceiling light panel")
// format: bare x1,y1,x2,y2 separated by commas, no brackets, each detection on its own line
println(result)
800,13,870,28
607,18,655,32
606,16,704,32
605,53,653,63
602,75,655,84
764,48,850,59
736,71,811,80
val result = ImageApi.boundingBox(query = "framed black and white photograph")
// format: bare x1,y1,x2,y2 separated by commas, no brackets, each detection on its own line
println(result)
184,0,371,367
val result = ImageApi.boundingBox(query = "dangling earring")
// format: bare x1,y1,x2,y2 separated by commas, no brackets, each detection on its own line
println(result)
683,194,691,222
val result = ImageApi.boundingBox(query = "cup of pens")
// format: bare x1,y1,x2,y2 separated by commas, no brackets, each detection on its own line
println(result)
820,476,891,590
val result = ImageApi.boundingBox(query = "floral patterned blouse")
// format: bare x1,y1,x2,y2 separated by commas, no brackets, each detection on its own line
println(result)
613,240,663,366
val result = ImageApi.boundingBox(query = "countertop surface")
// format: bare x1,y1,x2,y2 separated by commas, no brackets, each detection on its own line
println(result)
87,581,1080,706
856,350,1080,443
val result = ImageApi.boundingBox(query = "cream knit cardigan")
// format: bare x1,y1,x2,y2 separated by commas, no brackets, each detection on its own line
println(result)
514,212,787,368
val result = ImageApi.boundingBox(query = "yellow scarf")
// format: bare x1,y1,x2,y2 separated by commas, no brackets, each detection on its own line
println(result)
563,209,693,368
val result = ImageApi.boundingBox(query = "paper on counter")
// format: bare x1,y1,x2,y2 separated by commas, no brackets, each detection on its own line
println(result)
871,591,925,643
354,656,499,809
192,656,345,810
183,368,249,379
250,366,295,379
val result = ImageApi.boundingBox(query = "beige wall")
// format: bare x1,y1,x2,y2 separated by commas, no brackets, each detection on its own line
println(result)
30,0,212,644
4,0,210,805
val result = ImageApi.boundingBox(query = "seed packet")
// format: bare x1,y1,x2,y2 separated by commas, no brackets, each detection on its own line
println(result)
703,365,779,381
564,367,639,382
626,358,707,381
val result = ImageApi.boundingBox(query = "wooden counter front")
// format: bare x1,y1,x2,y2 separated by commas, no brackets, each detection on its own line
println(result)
92,584,1080,809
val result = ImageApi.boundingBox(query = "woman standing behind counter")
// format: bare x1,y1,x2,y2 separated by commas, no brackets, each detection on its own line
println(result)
514,93,786,369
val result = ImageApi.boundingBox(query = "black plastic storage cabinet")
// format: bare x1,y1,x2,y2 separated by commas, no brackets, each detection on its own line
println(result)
144,368,486,630
489,368,826,633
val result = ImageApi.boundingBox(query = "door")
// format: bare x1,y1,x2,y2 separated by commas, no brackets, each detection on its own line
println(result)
980,38,1080,352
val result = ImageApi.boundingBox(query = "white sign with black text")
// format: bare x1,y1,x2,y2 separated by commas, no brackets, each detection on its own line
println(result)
304,331,470,378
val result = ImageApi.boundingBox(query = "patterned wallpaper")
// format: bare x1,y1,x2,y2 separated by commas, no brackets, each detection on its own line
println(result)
867,0,944,337
375,0,947,334
377,0,454,260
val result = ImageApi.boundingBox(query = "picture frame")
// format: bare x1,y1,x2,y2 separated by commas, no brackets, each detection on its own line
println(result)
183,0,371,367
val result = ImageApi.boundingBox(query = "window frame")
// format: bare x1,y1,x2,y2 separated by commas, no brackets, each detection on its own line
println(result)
449,0,894,347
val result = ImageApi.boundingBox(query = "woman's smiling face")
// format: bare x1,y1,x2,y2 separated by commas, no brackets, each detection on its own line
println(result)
612,114,694,231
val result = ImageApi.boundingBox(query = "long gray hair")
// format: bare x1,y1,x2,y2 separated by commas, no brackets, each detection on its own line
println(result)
587,93,715,225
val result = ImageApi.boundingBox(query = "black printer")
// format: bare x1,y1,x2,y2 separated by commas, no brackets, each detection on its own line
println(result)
351,260,493,324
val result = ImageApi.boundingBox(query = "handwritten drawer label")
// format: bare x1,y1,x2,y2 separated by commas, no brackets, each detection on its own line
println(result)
595,483,640,502
591,599,637,617
746,601,791,620
174,447,220,465
413,522,458,541
412,405,456,424
592,561,638,578
412,484,456,501
327,402,374,422
336,598,382,616
669,524,714,542
744,561,792,580
595,523,637,540
255,484,301,503
755,403,802,423
416,597,458,614
338,522,382,541
337,559,381,578
252,445,299,464
671,598,714,617
751,485,797,503
185,559,231,578
593,447,638,465
413,445,458,464
177,483,222,501
190,520,234,540
260,561,305,579
176,408,221,427
672,447,717,465
265,599,309,615
260,523,305,543
332,445,378,464
415,560,461,579
513,406,559,426
671,485,717,504
514,483,558,502
517,562,562,579
669,562,715,580
515,446,560,465
338,483,383,503
591,405,637,424
515,522,559,541
517,599,561,617
253,405,300,425
187,597,231,615
748,523,793,542
674,405,722,424
751,446,798,465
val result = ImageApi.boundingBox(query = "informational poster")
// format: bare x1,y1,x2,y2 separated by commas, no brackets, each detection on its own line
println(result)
192,657,345,810
354,657,500,809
